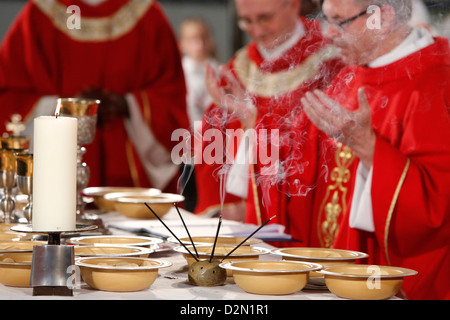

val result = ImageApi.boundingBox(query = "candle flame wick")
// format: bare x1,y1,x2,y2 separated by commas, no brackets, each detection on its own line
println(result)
55,99,62,118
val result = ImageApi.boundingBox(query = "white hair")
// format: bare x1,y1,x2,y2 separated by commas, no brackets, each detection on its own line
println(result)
354,0,413,23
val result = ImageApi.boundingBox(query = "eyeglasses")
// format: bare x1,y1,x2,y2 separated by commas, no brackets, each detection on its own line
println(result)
237,2,289,31
320,9,368,32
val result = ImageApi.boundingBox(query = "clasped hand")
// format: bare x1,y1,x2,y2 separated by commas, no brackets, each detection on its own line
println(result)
205,63,256,129
301,87,376,168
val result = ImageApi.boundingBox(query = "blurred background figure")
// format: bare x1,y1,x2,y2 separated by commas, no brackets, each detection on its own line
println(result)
179,17,220,130
178,17,220,211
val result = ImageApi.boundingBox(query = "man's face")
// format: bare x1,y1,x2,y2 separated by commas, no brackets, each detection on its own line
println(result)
322,0,377,65
235,0,300,50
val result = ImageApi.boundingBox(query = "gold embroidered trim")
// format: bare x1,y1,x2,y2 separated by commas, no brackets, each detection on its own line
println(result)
384,158,410,266
33,0,153,42
233,45,340,97
318,143,355,248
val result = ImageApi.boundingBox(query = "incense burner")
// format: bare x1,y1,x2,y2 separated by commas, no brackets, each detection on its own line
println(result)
188,259,227,287
175,245,270,276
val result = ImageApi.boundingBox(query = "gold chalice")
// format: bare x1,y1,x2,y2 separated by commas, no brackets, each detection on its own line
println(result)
0,147,27,223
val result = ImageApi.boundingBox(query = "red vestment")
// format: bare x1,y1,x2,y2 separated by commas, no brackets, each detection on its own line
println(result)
316,37,450,300
195,18,344,248
0,0,188,191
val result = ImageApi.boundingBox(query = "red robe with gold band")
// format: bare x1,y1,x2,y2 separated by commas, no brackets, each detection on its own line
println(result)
315,37,450,300
195,18,344,246
0,0,188,191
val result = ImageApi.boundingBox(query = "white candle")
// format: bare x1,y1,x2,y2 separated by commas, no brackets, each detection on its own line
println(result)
32,116,78,231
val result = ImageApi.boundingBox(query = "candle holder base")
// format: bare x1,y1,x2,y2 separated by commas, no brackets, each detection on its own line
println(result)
10,224,97,297
30,245,75,296
33,286,73,297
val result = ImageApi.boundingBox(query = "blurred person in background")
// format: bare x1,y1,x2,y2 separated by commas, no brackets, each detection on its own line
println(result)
0,0,189,193
195,0,344,247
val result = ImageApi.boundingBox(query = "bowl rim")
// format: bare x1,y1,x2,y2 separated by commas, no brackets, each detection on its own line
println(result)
317,264,418,279
167,235,262,246
73,245,154,257
82,187,161,197
67,235,163,247
219,260,323,274
0,252,32,266
0,240,47,253
271,247,369,261
75,257,172,270
173,245,271,257
104,192,185,204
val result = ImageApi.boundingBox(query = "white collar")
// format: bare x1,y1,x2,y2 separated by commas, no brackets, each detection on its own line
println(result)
258,20,305,61
369,27,435,68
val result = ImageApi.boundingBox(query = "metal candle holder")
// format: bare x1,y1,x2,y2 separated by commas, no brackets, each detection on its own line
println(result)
11,223,97,296
57,98,100,219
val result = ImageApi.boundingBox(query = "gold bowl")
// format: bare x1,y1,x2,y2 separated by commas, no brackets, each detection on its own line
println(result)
271,247,369,278
76,257,171,292
67,235,163,250
168,236,262,247
318,264,418,300
82,187,161,212
220,260,322,295
0,252,33,287
174,245,270,276
74,245,153,258
104,192,184,219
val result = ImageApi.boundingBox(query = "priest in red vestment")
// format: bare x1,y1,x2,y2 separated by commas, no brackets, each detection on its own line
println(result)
194,0,343,247
0,0,189,192
301,0,450,300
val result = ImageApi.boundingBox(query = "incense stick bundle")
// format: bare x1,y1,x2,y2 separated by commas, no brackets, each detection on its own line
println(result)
209,216,222,262
174,203,199,257
144,202,198,262
221,215,276,262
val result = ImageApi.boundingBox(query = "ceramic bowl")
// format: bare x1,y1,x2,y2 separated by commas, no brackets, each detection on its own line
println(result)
104,192,184,219
271,247,369,278
0,252,33,287
0,241,46,253
174,245,270,276
168,236,262,247
67,235,163,250
74,245,153,258
76,257,171,292
82,187,161,212
0,232,29,241
220,260,322,295
318,264,418,300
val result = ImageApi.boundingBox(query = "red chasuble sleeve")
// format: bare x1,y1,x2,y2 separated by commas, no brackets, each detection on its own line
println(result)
326,38,450,300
